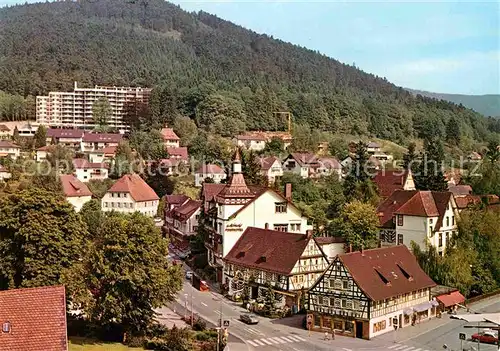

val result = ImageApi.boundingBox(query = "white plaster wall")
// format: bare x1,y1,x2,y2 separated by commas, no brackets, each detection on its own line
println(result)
101,192,159,217
74,167,109,182
396,215,428,248
320,243,345,260
67,195,92,212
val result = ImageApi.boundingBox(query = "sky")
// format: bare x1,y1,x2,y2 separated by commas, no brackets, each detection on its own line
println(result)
1,0,498,95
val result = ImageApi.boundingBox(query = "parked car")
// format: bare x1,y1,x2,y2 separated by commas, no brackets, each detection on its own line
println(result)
471,330,498,344
240,314,259,325
185,271,193,280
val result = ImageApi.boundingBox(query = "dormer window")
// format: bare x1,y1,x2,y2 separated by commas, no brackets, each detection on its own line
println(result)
2,321,11,333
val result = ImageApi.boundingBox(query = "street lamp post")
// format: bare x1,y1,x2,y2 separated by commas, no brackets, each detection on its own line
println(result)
191,274,194,327
184,293,188,321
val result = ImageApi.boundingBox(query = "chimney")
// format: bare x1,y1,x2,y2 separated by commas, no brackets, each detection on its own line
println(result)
306,230,313,240
378,240,382,248
265,223,269,230
285,183,292,201
74,81,78,90
361,244,364,256
349,244,353,253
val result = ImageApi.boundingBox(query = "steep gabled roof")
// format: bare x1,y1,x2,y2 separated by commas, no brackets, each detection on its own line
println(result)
108,173,159,202
0,141,20,148
72,158,108,169
172,199,201,221
376,190,418,228
448,185,472,196
166,194,190,206
236,133,267,141
0,285,68,351
0,124,10,132
314,236,346,245
257,156,280,171
60,174,93,197
373,170,411,198
287,152,320,167
224,227,314,275
335,246,436,301
166,147,188,160
160,127,180,141
396,191,439,217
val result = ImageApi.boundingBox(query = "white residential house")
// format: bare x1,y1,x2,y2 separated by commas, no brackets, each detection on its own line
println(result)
282,152,320,178
101,173,159,217
0,165,11,182
0,141,20,160
46,129,84,150
36,145,54,162
314,237,346,261
307,245,438,340
88,145,117,163
72,158,109,182
81,133,122,152
160,127,180,148
372,169,416,199
366,142,381,154
203,150,312,282
60,174,93,212
195,164,227,187
235,134,267,151
223,228,329,309
377,190,459,255
317,157,342,179
257,156,283,184
165,197,202,247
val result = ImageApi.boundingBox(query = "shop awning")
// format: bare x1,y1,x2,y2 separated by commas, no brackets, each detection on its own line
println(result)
451,313,500,326
436,291,465,307
413,301,434,313
403,308,414,315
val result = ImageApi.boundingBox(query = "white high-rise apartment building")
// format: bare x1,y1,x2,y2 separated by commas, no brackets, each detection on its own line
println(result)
36,82,152,131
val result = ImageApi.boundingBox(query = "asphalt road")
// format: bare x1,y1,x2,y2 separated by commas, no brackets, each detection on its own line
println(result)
160,249,500,351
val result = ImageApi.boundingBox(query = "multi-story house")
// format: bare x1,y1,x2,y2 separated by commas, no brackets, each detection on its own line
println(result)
372,169,416,199
307,245,437,339
195,164,227,187
314,237,346,261
60,174,93,212
36,82,151,131
72,158,109,182
0,141,20,160
46,129,84,150
0,124,10,140
377,190,459,255
366,142,382,154
36,145,54,162
257,156,283,184
317,157,342,179
101,173,159,217
235,134,267,151
166,147,188,162
160,127,180,148
88,145,117,163
224,228,329,309
81,133,122,152
282,153,321,178
165,197,201,248
202,151,312,282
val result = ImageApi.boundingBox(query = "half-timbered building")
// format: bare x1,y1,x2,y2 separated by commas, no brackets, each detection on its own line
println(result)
307,245,437,339
223,227,329,310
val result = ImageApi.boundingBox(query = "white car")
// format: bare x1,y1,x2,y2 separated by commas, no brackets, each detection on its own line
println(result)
154,218,163,223
185,271,193,280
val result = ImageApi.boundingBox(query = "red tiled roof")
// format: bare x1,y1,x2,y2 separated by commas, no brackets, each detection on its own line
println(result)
60,174,93,197
166,194,190,206
102,145,117,155
0,124,10,132
448,185,472,196
166,147,188,161
288,153,320,167
376,190,453,230
373,170,411,198
37,145,54,152
47,128,84,139
236,133,267,141
315,236,346,245
72,158,108,169
160,128,180,141
196,164,225,174
172,199,201,221
0,285,68,351
318,157,341,170
202,183,227,202
258,156,279,171
82,133,122,143
108,173,159,202
339,246,436,301
224,227,314,275
0,141,20,148
436,290,465,307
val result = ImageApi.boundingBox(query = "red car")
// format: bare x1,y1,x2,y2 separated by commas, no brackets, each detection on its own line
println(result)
471,330,498,344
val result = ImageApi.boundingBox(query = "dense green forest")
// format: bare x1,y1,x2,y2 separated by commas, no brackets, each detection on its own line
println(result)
1,0,499,146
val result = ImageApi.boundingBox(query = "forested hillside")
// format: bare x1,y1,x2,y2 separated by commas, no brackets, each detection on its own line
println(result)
1,0,499,145
408,89,500,118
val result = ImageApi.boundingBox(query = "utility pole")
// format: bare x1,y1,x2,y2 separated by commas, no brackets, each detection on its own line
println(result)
184,293,188,321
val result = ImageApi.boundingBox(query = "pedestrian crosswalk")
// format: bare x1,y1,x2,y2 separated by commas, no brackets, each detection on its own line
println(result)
246,335,307,347
388,343,431,351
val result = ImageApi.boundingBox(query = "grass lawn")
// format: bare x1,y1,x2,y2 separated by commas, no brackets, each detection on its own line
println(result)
69,337,144,351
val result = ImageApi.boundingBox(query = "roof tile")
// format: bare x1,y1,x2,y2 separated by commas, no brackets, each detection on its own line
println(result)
60,175,93,197
108,174,159,202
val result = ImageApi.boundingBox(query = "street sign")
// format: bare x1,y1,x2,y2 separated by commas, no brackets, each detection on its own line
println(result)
459,333,466,340
223,320,230,327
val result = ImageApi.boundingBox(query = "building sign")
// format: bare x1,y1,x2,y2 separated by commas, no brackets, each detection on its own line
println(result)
226,223,244,232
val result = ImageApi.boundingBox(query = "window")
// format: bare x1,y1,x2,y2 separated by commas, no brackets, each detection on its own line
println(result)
446,216,449,227
290,223,301,232
342,280,349,290
274,224,288,232
334,299,340,308
317,296,324,305
353,300,360,310
373,320,386,333
2,322,11,333
439,233,443,247
329,279,335,288
397,215,403,226
329,297,335,306
346,300,353,309
334,280,342,289
275,202,287,213
341,299,347,308
452,216,455,225
430,218,433,224
397,234,404,245
104,202,108,208
117,202,122,208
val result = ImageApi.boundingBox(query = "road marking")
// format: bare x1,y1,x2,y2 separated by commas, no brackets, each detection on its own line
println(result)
412,349,422,351
394,346,408,350
342,348,352,351
261,338,273,345
253,339,265,346
292,348,301,351
247,340,259,347
402,348,415,351
273,337,288,344
294,335,306,341
214,310,221,315
388,346,400,350
247,328,261,335
201,302,207,307
267,338,280,344
287,335,302,342
280,336,293,342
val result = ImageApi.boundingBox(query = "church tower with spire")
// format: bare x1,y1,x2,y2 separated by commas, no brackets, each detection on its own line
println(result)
216,148,255,205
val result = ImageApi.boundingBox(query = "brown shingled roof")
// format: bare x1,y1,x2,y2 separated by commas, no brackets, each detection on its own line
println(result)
160,127,180,141
224,227,315,275
172,199,201,221
257,156,279,171
196,164,225,174
0,285,68,351
0,141,20,148
315,236,346,245
338,246,436,301
373,170,411,198
82,132,122,143
47,128,84,139
0,124,10,132
72,158,108,169
108,173,159,202
287,153,320,167
60,174,93,197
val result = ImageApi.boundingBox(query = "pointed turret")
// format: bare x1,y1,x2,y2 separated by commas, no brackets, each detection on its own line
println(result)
216,149,255,204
